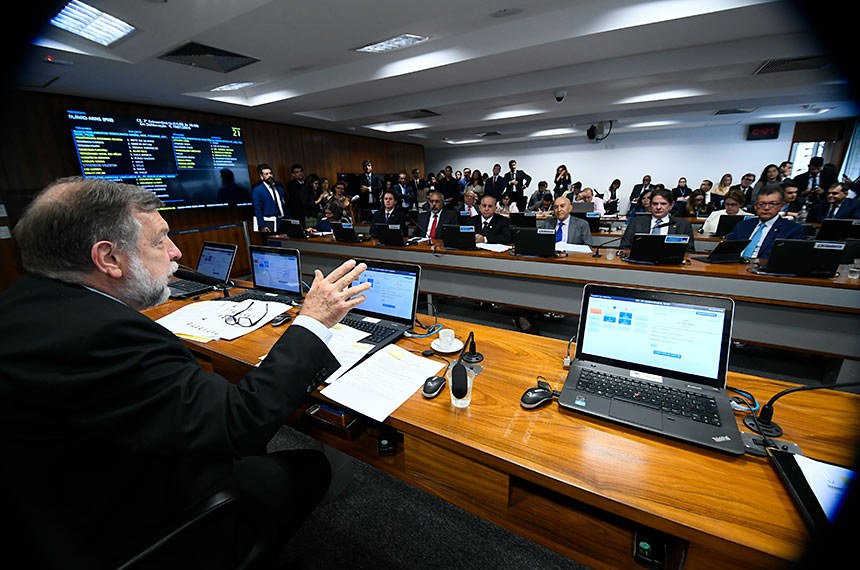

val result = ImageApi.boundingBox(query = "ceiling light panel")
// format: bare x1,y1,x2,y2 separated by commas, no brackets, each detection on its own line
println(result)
50,1,135,46
354,34,429,53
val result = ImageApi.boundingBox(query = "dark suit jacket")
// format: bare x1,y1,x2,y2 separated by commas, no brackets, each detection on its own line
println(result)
621,214,696,252
412,209,458,238
503,170,532,210
0,275,338,569
484,175,507,200
369,208,409,237
807,198,860,223
792,170,838,203
251,181,288,230
726,216,808,259
470,213,513,244
354,172,383,209
436,177,460,209
629,183,652,203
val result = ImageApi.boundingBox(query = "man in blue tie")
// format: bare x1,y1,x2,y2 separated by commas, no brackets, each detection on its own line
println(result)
727,187,807,259
538,196,593,246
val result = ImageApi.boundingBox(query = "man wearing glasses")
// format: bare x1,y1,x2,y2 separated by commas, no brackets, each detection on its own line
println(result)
412,191,457,239
726,187,807,259
0,177,370,568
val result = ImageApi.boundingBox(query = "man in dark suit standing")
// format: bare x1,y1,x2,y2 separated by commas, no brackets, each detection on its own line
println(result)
628,174,653,206
621,188,696,252
793,156,837,206
730,172,757,206
503,159,532,211
286,163,310,228
471,195,513,244
807,183,860,223
370,189,409,237
412,191,458,239
484,163,506,201
727,187,808,259
354,159,383,213
0,177,371,569
251,162,288,232
436,164,460,210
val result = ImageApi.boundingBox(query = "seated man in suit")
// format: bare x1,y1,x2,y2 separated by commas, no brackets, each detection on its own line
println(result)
621,188,696,252
412,191,458,239
540,196,594,246
0,177,371,569
807,183,860,223
369,189,409,237
471,194,513,244
726,186,808,259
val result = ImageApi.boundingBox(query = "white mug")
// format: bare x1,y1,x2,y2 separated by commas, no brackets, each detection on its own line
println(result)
438,328,456,349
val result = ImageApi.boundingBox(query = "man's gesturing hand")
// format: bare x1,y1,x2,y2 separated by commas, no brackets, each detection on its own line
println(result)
299,259,370,328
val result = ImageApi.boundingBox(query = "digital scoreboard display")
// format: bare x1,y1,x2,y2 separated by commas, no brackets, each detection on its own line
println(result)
67,110,252,210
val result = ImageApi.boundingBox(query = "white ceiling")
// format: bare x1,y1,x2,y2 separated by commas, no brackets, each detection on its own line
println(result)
14,0,858,149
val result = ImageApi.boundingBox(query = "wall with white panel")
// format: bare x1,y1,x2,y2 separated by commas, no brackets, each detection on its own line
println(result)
425,122,796,211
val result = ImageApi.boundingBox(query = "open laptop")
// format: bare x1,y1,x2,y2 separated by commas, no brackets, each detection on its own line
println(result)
169,241,238,298
751,239,846,278
509,212,537,228
441,224,478,250
711,215,751,237
691,239,751,264
229,245,304,305
340,259,421,354
622,234,689,265
331,221,371,243
374,223,408,246
571,201,595,213
816,218,860,241
513,228,556,257
573,212,602,234
558,284,744,455
280,218,308,239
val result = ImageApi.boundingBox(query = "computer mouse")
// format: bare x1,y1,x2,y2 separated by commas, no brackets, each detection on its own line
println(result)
270,313,292,327
422,375,447,399
520,387,554,409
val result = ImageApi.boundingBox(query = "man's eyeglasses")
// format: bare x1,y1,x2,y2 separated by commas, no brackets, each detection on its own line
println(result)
224,301,269,327
755,201,783,209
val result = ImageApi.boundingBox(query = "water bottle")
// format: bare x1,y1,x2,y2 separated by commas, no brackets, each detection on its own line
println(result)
796,204,808,224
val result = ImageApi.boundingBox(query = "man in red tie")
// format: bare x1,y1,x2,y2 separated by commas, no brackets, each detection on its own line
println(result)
412,191,457,239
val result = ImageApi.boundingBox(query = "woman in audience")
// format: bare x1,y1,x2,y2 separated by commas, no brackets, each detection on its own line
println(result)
675,189,714,218
751,163,781,204
700,189,745,234
330,179,351,212
314,202,347,233
713,173,733,199
672,177,691,200
313,176,333,219
466,169,484,196
627,189,652,217
497,192,519,216
553,164,572,197
780,183,804,219
603,178,622,214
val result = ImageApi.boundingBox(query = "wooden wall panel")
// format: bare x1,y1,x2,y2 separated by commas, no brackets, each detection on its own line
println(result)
0,90,424,290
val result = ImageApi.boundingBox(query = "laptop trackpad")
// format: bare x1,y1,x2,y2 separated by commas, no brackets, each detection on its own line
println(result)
609,400,663,430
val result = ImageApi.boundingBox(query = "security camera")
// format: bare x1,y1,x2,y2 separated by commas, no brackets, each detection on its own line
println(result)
554,90,567,103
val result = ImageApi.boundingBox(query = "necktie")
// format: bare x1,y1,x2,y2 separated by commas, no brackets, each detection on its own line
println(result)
385,211,390,222
483,220,489,230
827,204,837,218
742,222,767,258
429,214,438,239
651,220,661,235
556,221,564,242
269,184,283,216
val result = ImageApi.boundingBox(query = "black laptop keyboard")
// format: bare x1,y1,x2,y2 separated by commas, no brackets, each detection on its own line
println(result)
169,279,212,293
575,369,722,426
339,316,397,344
229,291,297,305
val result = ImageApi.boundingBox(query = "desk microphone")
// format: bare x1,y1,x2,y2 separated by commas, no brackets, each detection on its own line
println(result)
743,381,860,437
406,214,429,241
461,333,484,364
450,331,474,399
175,264,225,287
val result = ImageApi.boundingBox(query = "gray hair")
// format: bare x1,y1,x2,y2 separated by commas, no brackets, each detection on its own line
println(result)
14,177,163,281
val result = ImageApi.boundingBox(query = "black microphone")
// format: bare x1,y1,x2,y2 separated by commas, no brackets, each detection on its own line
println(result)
462,333,484,364
450,331,474,399
174,264,226,287
743,381,860,437
591,235,625,258
405,213,429,241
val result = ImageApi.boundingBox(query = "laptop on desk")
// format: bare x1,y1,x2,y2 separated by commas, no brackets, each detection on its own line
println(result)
441,224,478,250
691,239,751,264
280,218,309,239
513,228,556,257
711,215,751,238
750,239,845,278
169,241,238,299
509,212,537,228
622,234,689,265
558,284,744,455
374,223,408,247
229,245,303,305
816,219,860,241
331,221,371,243
571,202,595,213
573,212,601,234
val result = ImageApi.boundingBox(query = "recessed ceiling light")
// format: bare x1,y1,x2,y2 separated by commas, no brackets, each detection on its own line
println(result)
210,82,257,92
354,34,429,53
446,138,483,145
614,89,706,105
364,121,428,133
484,109,543,121
50,1,135,46
628,120,679,128
760,108,832,119
530,127,577,137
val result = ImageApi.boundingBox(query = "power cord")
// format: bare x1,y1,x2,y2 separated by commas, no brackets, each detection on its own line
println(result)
405,300,442,338
563,335,576,368
727,385,760,413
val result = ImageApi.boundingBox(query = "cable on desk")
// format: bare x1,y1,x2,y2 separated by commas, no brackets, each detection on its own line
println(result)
727,385,760,413
405,300,442,338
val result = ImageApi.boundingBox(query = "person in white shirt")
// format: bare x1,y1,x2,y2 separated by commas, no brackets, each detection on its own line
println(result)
575,187,605,215
700,189,747,235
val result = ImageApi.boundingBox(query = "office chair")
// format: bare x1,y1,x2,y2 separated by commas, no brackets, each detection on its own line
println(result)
115,487,275,570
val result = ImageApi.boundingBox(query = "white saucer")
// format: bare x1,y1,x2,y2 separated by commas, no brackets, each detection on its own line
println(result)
431,338,464,354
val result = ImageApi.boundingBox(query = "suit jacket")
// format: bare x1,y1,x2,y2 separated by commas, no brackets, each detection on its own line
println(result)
436,177,460,209
539,216,594,246
354,172,383,209
0,275,338,568
369,208,409,237
726,216,808,259
470,213,513,244
251,181,288,230
484,175,507,200
807,198,860,223
621,214,696,252
503,170,532,210
793,170,838,198
629,183,652,203
412,209,458,238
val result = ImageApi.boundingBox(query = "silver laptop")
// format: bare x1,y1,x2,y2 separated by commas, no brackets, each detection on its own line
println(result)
169,241,238,298
229,245,303,305
558,284,744,455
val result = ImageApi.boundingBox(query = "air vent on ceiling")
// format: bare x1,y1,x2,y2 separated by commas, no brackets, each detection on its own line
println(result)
159,42,259,73
394,109,440,119
754,56,828,75
478,131,502,137
713,107,757,115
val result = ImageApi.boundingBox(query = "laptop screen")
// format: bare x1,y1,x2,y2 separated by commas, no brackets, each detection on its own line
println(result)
249,245,302,295
350,260,420,325
575,284,734,388
196,242,237,280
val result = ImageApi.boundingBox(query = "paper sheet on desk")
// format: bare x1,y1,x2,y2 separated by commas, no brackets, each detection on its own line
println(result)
156,300,290,341
477,242,511,253
324,323,374,383
321,345,444,422
556,243,593,254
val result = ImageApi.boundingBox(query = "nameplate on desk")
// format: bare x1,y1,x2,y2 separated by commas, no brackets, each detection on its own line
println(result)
537,228,554,235
813,241,846,251
459,226,476,232
665,235,689,244
342,222,355,229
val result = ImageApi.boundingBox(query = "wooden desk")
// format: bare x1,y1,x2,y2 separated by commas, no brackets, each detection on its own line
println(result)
267,235,860,364
144,297,860,570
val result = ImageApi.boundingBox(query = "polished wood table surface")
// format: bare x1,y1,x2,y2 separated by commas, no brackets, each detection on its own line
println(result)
145,294,860,570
